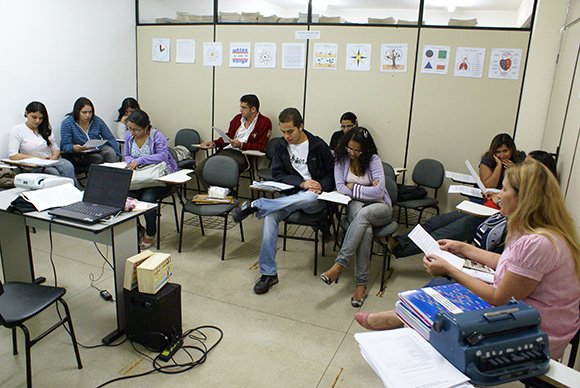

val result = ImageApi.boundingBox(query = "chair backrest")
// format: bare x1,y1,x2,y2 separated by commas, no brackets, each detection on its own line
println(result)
264,137,281,161
412,158,445,189
203,155,240,190
382,161,397,182
175,128,201,155
167,147,179,165
385,174,398,204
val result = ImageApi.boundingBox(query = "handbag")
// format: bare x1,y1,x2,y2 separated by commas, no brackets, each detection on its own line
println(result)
129,162,169,190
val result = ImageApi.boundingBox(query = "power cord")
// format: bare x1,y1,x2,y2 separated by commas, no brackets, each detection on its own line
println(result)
96,325,224,387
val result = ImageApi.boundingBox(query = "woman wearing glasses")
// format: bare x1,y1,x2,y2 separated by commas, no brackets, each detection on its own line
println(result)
320,127,392,307
125,109,177,249
329,111,358,151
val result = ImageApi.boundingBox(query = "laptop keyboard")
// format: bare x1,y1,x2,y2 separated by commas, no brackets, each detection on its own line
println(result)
65,202,115,217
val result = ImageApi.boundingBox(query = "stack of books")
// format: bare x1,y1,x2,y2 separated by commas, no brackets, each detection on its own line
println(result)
396,283,492,340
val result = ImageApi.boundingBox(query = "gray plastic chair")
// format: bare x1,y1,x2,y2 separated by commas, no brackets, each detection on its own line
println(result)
174,128,201,190
397,158,445,226
179,155,244,260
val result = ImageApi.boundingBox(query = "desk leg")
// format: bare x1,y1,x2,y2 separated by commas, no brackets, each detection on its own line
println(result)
102,217,139,344
0,212,34,282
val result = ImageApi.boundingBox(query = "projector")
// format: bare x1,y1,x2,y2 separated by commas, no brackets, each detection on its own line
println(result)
14,173,73,190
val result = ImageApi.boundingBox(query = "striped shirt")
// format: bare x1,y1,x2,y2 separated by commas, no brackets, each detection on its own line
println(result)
494,233,580,359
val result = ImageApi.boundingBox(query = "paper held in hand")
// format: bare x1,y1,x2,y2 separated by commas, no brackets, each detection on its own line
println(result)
456,200,499,217
83,139,107,148
251,180,294,192
317,191,351,205
212,127,232,143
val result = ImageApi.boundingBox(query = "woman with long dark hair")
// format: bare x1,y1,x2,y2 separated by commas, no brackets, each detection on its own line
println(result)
479,132,525,189
115,97,140,139
8,101,78,186
320,127,392,307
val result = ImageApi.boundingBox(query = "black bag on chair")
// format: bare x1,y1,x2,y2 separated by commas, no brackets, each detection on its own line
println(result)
397,184,428,202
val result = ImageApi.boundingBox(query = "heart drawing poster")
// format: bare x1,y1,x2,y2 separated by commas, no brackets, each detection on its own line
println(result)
488,48,522,80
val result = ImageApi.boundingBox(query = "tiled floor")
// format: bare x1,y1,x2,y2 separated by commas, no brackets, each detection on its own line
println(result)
0,205,534,387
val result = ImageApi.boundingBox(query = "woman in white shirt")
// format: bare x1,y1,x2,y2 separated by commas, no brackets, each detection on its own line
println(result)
8,101,78,186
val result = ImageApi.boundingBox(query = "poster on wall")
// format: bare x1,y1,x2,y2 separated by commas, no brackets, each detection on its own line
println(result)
313,43,338,70
488,48,522,80
380,43,407,72
254,42,276,68
203,42,223,66
453,47,485,78
346,43,371,71
152,38,170,62
229,43,251,68
176,39,195,64
421,45,450,75
282,43,305,69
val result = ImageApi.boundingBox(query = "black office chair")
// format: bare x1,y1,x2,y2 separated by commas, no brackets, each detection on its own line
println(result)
396,158,445,227
0,280,83,388
174,128,202,191
179,155,244,260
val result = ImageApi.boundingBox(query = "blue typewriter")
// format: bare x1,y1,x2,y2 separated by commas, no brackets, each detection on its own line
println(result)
429,300,550,385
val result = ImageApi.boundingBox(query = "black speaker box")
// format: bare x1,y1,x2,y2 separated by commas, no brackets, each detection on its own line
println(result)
124,282,182,351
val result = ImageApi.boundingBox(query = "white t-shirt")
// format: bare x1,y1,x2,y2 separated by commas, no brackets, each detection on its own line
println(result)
287,140,311,180
8,122,58,158
347,168,371,186
224,114,258,151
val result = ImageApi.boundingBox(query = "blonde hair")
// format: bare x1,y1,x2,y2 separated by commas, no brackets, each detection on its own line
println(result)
505,160,580,278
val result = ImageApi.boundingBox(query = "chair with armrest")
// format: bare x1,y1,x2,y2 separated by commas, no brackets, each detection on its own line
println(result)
178,155,244,260
174,128,202,191
396,158,445,227
153,147,182,249
0,280,82,388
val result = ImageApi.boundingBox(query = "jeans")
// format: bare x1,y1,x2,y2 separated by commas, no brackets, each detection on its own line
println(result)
393,211,485,258
255,190,324,276
27,159,80,188
129,185,172,236
335,201,392,285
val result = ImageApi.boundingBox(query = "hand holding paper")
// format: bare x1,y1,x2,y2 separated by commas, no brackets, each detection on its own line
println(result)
212,127,231,143
408,225,465,269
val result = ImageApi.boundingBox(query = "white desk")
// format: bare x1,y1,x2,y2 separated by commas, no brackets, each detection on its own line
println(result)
0,194,153,344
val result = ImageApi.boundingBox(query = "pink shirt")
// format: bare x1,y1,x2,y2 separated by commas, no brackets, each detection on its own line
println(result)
494,233,580,359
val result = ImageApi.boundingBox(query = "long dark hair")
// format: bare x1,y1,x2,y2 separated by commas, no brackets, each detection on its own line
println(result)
67,97,94,122
25,101,52,146
116,97,140,121
483,133,522,169
126,109,151,133
334,127,377,175
528,150,557,179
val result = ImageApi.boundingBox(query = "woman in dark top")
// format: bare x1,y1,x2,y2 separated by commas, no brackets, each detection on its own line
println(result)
479,133,525,189
329,112,358,151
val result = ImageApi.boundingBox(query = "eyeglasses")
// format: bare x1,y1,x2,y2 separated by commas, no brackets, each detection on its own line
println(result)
340,124,355,130
345,146,363,155
126,124,144,133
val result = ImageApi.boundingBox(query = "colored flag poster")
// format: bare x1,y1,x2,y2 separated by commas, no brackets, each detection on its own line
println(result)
380,43,407,72
453,47,485,78
254,42,276,69
421,45,450,75
229,43,251,68
488,48,522,80
346,43,371,71
203,42,223,66
313,43,338,70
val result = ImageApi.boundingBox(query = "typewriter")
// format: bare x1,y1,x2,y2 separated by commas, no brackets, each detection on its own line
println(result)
429,300,550,386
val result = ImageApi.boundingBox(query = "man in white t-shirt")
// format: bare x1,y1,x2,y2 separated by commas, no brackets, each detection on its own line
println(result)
196,94,272,188
232,108,334,294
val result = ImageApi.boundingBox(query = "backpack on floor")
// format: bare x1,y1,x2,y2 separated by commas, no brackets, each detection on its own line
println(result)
397,184,428,202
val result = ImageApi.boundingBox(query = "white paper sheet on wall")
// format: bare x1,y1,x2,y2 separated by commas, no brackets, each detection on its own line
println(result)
229,42,251,68
421,45,450,75
380,43,407,72
203,42,223,66
313,43,338,70
152,38,170,62
346,43,371,71
254,42,276,68
454,47,485,78
282,43,305,69
488,48,522,80
176,39,195,64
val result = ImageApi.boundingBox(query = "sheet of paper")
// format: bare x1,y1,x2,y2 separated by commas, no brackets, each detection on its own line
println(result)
282,43,305,69
83,139,107,148
0,187,27,210
465,159,488,194
408,225,465,269
176,39,195,63
254,42,276,69
454,47,485,78
212,127,231,142
456,200,499,217
2,158,59,167
251,180,294,191
380,43,407,72
21,183,83,211
445,171,476,184
101,162,128,169
355,328,470,388
346,43,371,71
318,191,351,205
448,185,483,198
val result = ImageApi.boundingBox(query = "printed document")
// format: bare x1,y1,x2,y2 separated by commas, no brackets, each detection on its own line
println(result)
408,225,465,269
20,183,83,211
317,191,351,205
355,328,471,388
83,139,107,148
251,180,294,191
445,171,476,184
448,185,482,198
212,127,232,142
2,158,58,167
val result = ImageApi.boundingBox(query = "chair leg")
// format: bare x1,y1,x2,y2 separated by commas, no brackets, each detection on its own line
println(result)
221,216,228,261
172,195,180,233
321,226,326,257
60,299,83,369
156,203,162,249
178,208,185,252
313,227,319,276
199,215,205,236
20,324,32,388
417,208,424,224
12,327,17,355
283,222,288,251
239,219,245,242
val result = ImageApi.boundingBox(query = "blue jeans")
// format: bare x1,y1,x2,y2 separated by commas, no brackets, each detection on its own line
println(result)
335,200,392,284
394,211,484,258
254,191,324,276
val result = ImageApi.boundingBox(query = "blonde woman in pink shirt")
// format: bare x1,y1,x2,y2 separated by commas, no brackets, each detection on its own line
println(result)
356,160,580,359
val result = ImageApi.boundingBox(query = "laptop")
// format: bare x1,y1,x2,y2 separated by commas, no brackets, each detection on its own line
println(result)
49,165,133,224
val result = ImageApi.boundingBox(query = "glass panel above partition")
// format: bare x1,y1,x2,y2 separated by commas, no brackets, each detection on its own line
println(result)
423,0,534,28
218,0,309,23
138,0,214,24
311,0,420,25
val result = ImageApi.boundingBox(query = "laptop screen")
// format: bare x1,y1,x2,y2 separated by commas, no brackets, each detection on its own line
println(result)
83,165,133,208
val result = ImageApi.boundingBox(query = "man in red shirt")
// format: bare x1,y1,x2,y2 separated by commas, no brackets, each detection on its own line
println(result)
196,94,272,188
